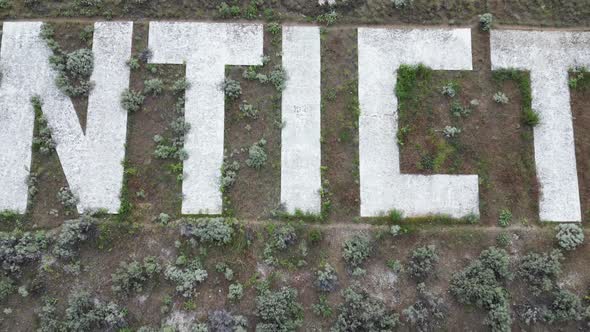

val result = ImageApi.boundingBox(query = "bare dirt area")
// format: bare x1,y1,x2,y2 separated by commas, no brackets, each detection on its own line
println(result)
1,1,590,332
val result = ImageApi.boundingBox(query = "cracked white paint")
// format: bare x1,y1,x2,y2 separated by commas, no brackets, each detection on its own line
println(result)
148,22,263,215
0,21,133,213
491,30,590,222
358,27,479,218
281,26,321,214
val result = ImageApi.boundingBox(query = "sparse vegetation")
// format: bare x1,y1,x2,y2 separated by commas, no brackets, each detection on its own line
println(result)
179,217,235,246
407,245,439,281
111,256,161,295
164,256,208,297
342,235,372,269
255,286,303,331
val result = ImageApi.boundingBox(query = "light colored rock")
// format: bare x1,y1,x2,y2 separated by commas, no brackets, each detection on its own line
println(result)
148,22,263,215
491,30,590,222
0,21,133,213
358,27,479,218
319,0,337,5
281,26,322,214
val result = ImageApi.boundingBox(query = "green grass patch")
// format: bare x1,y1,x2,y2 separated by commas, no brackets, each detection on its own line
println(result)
493,69,539,126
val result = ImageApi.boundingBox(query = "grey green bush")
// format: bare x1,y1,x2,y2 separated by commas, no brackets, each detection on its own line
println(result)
180,217,235,246
479,13,493,31
332,284,399,331
517,249,563,295
555,224,584,251
450,247,512,332
255,287,303,332
143,78,164,96
208,309,248,331
164,256,208,297
315,263,338,292
111,256,161,295
222,79,242,99
0,230,48,274
407,245,439,281
53,215,95,259
402,282,447,332
342,235,372,269
246,139,268,169
121,89,145,113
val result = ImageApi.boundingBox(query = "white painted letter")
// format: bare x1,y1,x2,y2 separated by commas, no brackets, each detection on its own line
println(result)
148,22,263,214
281,26,322,214
358,28,479,218
491,30,590,222
0,21,133,213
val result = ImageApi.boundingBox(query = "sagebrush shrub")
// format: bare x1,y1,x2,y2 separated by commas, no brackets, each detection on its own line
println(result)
180,217,235,245
53,215,95,259
450,247,512,332
555,224,584,251
0,230,48,274
493,91,509,104
220,160,240,192
498,209,512,227
342,235,372,268
255,287,303,331
479,13,493,31
143,78,164,96
246,139,268,169
239,101,259,119
441,82,457,97
332,284,399,331
121,89,145,113
164,256,208,297
443,126,461,138
546,288,582,322
228,283,244,301
57,186,78,212
517,249,563,295
111,256,161,295
315,263,338,292
402,282,447,331
208,310,248,331
222,79,241,99
408,245,439,280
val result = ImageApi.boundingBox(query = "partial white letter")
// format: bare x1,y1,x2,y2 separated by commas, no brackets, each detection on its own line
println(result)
0,21,133,213
280,26,322,214
148,22,263,214
358,28,479,218
491,30,590,222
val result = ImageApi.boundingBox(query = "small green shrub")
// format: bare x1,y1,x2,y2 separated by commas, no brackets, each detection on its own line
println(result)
171,78,190,94
408,245,439,280
246,139,267,169
0,230,48,274
498,209,512,227
387,209,404,223
546,288,582,322
312,295,333,318
121,89,145,113
239,101,259,119
222,79,241,99
332,284,399,331
523,108,540,126
479,13,493,31
220,160,240,192
255,287,303,331
215,262,234,281
402,283,447,331
38,290,128,332
164,256,208,297
57,186,78,212
315,263,338,292
209,310,248,331
450,247,512,332
270,224,298,250
441,82,457,97
143,78,164,96
555,224,584,251
31,96,57,155
450,102,471,117
179,217,235,246
496,232,511,247
342,235,372,268
111,256,161,295
493,91,509,104
53,215,95,259
228,283,244,301
268,66,287,92
0,276,15,301
442,126,461,138
517,249,563,295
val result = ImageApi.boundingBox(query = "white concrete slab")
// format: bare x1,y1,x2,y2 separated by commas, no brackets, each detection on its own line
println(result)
358,28,479,218
491,30,590,222
0,21,133,213
280,26,322,214
148,22,263,215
